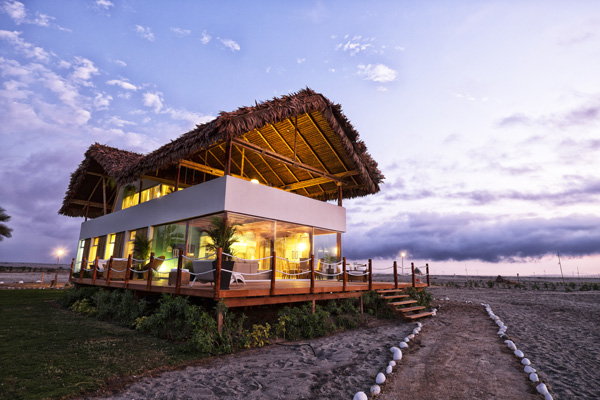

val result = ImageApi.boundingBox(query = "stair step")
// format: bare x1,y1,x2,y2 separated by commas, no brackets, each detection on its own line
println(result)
376,289,405,294
400,306,426,313
404,311,434,320
382,294,409,300
389,300,417,306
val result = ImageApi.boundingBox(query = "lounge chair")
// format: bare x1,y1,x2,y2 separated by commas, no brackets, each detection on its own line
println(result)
109,260,129,281
190,260,215,286
142,256,165,280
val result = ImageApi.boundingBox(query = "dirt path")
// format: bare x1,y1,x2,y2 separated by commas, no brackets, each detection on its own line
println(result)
380,302,539,400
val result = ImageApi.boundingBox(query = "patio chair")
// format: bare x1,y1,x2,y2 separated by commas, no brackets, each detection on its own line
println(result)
142,256,165,280
190,260,215,287
109,260,129,281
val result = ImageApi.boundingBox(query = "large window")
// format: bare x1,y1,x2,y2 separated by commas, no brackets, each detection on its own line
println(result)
152,221,187,271
122,183,176,210
104,234,116,259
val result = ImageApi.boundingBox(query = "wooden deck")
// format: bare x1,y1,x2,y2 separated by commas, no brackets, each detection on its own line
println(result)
74,277,427,308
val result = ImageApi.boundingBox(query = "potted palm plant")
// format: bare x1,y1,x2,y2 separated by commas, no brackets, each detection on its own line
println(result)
206,216,238,290
133,234,152,280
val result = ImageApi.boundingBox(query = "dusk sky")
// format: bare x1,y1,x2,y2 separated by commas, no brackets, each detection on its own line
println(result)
1,1,599,277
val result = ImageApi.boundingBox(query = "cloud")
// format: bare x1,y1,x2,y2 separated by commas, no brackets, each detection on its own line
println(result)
218,37,240,51
0,30,51,62
69,57,99,86
142,91,163,112
106,79,137,91
357,63,397,83
497,98,600,129
134,25,155,41
171,27,191,36
200,30,211,44
344,212,600,262
1,0,56,27
112,59,127,67
95,0,114,10
105,115,135,128
297,58,306,64
335,35,375,56
93,92,112,110
164,107,214,127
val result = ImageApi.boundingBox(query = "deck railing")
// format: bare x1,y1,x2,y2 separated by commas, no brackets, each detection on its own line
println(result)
68,249,430,297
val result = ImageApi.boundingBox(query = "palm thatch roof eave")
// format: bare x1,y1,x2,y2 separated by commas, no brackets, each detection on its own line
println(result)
58,143,143,218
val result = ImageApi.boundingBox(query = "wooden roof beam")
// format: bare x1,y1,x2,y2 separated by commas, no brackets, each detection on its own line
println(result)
280,170,359,191
285,118,331,174
231,138,344,184
305,113,349,172
231,144,269,184
70,199,106,209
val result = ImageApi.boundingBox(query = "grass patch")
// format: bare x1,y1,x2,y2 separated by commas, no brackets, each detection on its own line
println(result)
0,290,197,400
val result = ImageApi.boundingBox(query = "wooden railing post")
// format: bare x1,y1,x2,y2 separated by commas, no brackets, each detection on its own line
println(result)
411,262,416,288
393,261,398,289
176,253,183,295
145,252,155,291
215,248,222,299
69,258,74,282
92,257,99,284
368,259,373,291
124,254,132,288
310,254,315,294
426,263,430,287
270,251,276,296
342,257,347,292
79,257,86,283
106,256,114,285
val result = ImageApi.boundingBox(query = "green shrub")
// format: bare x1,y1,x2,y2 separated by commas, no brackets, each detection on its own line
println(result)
70,298,97,315
362,291,396,319
135,294,198,341
487,281,494,288
405,287,433,307
248,323,271,348
59,287,100,308
276,303,335,340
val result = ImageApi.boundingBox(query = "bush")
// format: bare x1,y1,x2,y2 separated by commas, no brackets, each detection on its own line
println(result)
248,323,271,348
59,287,100,308
487,281,495,288
362,291,396,319
135,294,199,341
276,303,335,340
405,287,433,308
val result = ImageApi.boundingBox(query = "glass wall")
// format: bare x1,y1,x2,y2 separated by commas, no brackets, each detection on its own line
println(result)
104,233,116,259
152,221,187,271
275,221,312,278
122,183,177,210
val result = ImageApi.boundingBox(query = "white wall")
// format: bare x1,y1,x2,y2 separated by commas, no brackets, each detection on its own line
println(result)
79,176,345,240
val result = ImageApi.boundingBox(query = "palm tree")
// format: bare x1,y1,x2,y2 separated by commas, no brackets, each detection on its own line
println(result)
0,207,12,242
205,216,238,261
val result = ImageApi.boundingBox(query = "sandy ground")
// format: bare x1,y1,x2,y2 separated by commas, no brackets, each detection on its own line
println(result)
80,283,600,400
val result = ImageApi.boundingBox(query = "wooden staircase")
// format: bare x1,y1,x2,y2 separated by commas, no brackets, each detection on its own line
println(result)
377,288,434,320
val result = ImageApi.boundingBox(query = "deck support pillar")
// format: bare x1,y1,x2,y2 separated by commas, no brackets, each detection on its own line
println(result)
368,259,373,291
342,257,347,292
393,261,398,289
106,256,114,285
411,263,416,288
270,251,276,296
215,248,222,299
310,254,315,294
145,253,155,291
91,257,99,284
217,310,223,333
426,263,430,287
79,257,86,283
175,253,183,295
312,299,316,314
68,258,74,282
360,295,363,314
125,254,132,289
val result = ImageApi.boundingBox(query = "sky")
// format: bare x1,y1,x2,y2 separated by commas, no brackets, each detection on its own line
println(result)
1,0,599,277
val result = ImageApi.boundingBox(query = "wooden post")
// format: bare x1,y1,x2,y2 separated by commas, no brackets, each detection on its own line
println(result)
79,257,86,283
145,252,155,291
224,139,232,176
102,176,107,215
312,299,316,314
91,257,99,284
360,295,364,314
174,164,181,191
310,254,315,294
106,256,114,285
217,310,224,333
411,262,416,288
270,251,276,296
337,184,343,206
215,248,222,299
426,263,430,287
176,253,183,295
342,257,347,292
368,259,373,291
68,258,74,282
124,254,132,289
393,261,398,289
138,177,143,205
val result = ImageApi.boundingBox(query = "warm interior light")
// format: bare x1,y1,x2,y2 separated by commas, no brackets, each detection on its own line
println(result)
298,242,306,252
250,179,259,184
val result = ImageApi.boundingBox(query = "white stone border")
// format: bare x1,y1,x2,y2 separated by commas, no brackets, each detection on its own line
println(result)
482,303,554,400
353,309,438,399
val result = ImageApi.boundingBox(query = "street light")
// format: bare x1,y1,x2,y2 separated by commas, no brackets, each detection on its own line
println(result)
400,252,406,281
54,249,64,287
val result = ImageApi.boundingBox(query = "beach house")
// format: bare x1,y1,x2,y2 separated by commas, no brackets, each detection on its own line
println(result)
60,89,384,281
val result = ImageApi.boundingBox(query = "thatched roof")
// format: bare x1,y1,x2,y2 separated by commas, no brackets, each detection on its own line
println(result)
59,143,143,218
118,88,384,201
60,88,384,219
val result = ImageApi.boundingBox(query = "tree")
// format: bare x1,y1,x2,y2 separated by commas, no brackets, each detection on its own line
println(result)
0,207,12,242
205,216,238,261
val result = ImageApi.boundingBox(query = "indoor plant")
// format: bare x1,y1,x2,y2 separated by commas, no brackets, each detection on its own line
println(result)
205,216,238,290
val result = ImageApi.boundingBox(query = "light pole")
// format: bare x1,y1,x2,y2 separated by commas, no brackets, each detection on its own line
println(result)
401,252,406,281
54,249,64,287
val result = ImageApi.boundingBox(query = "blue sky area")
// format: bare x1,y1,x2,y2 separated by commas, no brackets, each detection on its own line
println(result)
1,1,600,276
